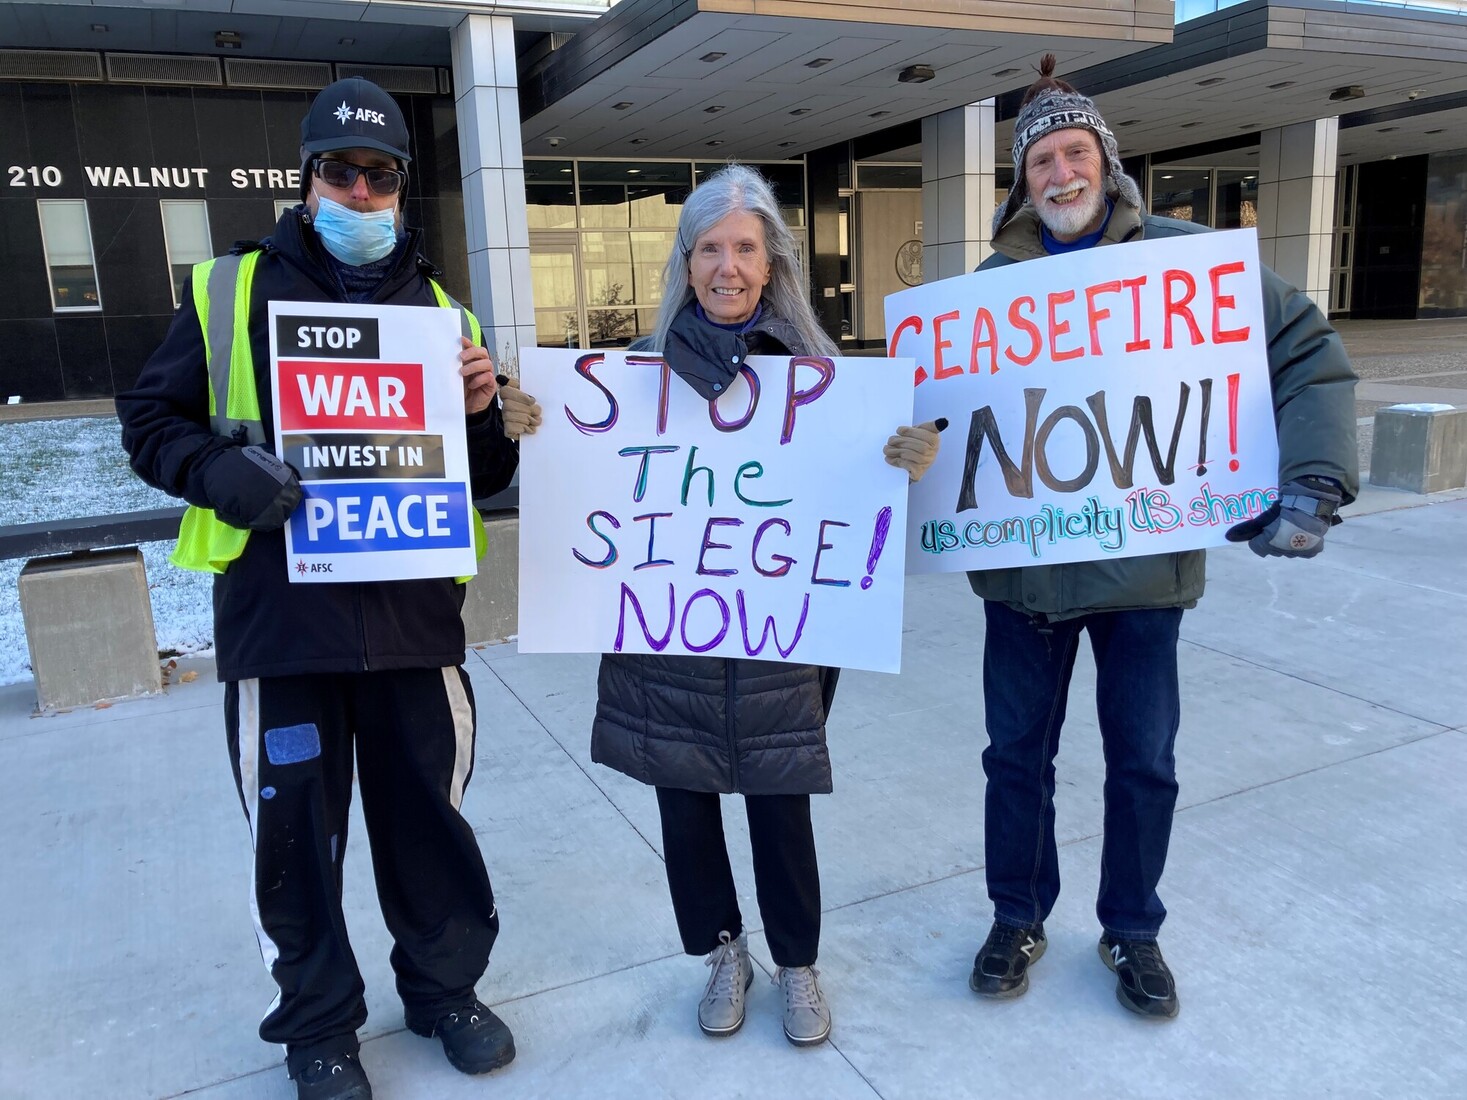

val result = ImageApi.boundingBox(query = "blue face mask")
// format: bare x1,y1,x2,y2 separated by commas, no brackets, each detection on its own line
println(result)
311,191,399,266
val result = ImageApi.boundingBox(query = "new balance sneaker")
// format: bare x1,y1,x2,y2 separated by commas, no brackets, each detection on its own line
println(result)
969,920,1047,998
775,965,831,1047
1098,933,1180,1019
699,930,754,1037
294,1052,371,1100
407,999,516,1074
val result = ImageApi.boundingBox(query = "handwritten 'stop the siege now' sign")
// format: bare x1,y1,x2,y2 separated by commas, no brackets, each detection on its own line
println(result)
267,301,477,584
883,228,1279,574
516,350,914,674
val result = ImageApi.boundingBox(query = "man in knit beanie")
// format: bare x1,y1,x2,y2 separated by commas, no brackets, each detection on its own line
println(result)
991,54,1142,240
966,56,1358,1020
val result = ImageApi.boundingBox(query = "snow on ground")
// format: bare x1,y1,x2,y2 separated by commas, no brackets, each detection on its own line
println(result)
1,417,214,686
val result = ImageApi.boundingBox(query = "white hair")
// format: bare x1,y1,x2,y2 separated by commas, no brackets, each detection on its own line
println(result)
647,163,836,357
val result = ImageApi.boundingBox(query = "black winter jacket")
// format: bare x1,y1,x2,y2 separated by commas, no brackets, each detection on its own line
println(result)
589,301,839,795
118,208,518,680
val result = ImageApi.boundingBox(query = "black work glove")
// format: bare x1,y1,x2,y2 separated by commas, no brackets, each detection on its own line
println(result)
1225,476,1343,558
202,445,303,532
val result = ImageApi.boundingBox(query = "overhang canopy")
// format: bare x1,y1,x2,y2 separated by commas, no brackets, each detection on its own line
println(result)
1010,0,1467,166
521,0,1174,159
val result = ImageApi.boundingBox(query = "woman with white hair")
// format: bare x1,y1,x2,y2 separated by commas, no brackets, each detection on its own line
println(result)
502,164,939,1047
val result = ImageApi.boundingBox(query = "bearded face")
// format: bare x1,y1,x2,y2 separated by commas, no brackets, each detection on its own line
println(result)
1024,128,1108,242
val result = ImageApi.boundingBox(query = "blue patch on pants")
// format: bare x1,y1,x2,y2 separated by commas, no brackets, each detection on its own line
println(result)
264,723,322,766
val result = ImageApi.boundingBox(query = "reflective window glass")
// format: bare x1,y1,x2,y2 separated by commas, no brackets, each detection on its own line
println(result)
160,200,214,308
526,159,577,229
856,163,921,190
37,199,101,311
1151,168,1212,225
1215,170,1258,230
579,162,691,230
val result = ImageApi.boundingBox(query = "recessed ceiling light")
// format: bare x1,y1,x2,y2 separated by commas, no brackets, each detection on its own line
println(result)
1267,81,1295,90
1244,175,1255,180
1196,77,1225,87
1378,126,1398,132
898,64,935,84
612,102,633,110
805,58,833,68
1161,174,1174,180
627,168,641,175
704,105,725,113
1329,85,1365,102
705,140,724,147
992,67,1021,77
560,168,571,173
1425,128,1445,134
869,110,891,118
700,52,726,63
789,108,812,116
1180,122,1200,128
1117,119,1140,127
91,24,108,32
629,137,649,145
1239,124,1255,129
778,141,797,147
339,37,355,46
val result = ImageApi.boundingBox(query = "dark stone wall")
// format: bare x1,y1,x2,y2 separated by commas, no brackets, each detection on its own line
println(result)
0,81,465,401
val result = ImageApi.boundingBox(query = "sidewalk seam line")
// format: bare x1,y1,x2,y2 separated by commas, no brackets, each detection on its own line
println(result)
481,656,665,861
1179,637,1459,728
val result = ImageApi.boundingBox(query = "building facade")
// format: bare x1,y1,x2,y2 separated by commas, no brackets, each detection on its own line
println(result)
2,0,1466,402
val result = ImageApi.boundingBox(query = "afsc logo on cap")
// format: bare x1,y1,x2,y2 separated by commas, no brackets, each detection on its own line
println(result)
334,101,387,127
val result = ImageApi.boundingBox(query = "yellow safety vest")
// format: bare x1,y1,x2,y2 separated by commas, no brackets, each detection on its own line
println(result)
171,253,489,579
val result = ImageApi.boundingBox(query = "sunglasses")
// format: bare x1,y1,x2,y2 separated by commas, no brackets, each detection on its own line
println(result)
312,158,407,196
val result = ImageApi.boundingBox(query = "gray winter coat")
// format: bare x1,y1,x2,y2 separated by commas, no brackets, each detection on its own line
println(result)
589,301,839,795
967,203,1359,618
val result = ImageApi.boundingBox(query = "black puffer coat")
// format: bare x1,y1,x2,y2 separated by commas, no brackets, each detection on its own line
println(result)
589,301,839,795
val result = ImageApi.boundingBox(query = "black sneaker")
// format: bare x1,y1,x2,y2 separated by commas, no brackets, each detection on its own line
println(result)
969,921,1047,998
407,999,516,1075
1098,933,1180,1019
294,1053,371,1100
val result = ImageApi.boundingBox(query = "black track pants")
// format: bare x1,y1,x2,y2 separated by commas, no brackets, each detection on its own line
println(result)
655,787,821,968
224,667,498,1075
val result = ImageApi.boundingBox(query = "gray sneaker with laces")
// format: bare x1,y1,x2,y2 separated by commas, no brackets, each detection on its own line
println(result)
775,965,831,1047
698,930,753,1036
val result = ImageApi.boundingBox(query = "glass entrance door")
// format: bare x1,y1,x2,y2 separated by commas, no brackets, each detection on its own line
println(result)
530,231,585,348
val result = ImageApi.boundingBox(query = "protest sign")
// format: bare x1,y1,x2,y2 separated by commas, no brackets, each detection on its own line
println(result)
269,301,477,583
884,228,1278,574
517,350,914,673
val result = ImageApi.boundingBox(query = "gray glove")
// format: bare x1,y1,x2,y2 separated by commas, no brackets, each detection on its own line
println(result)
1225,476,1343,558
884,420,944,483
499,375,543,440
202,445,302,532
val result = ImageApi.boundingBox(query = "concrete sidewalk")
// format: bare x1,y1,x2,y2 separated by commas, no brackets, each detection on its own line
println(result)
2,486,1464,1100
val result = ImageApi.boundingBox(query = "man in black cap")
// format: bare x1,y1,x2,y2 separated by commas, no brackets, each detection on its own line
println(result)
964,57,1358,1020
119,77,526,1099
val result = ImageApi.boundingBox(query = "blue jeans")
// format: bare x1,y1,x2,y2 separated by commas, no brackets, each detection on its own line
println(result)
981,600,1183,940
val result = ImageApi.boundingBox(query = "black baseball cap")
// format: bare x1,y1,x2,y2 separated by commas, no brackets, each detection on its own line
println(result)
301,77,412,165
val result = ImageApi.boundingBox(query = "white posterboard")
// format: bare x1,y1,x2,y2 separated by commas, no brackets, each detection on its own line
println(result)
268,300,477,583
884,228,1278,573
516,350,914,674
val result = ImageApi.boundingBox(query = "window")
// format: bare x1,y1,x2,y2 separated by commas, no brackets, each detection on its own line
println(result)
1215,170,1259,230
160,200,214,308
37,200,101,311
1151,168,1212,226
